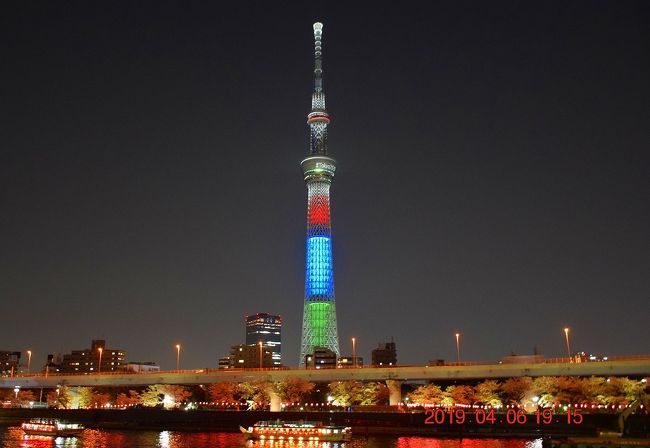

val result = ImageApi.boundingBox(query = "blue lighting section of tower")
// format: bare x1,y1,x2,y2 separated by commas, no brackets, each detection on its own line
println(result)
306,236,333,298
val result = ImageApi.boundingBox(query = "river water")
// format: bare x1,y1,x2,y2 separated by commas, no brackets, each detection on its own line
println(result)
0,427,543,448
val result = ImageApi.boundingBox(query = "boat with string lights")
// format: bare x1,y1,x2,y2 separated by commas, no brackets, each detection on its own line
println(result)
240,420,352,442
21,419,84,437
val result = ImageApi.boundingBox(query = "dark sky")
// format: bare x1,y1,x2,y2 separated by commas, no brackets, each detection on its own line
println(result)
2,2,649,370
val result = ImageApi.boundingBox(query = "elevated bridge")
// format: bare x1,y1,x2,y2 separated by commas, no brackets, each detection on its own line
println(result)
2,356,648,390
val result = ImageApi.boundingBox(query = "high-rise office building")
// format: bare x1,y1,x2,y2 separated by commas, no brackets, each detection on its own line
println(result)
299,22,340,365
245,313,281,366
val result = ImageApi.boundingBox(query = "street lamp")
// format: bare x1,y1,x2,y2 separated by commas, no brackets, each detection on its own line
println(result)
563,328,572,360
26,350,32,374
175,344,181,370
455,333,461,363
14,386,20,399
258,341,263,369
97,347,103,373
351,337,356,367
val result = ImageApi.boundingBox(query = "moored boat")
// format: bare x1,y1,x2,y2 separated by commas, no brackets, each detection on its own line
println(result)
240,420,351,442
21,419,84,437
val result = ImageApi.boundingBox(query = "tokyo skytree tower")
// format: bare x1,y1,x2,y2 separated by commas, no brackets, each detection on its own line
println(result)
299,22,340,364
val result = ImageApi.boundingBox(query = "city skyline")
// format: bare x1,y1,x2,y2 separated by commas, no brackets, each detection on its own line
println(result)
2,3,649,370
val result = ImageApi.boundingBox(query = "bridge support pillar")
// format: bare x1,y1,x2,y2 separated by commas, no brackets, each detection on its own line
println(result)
386,380,402,406
269,391,282,412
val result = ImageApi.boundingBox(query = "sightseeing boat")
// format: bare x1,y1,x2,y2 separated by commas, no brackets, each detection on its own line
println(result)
240,420,352,442
21,419,84,437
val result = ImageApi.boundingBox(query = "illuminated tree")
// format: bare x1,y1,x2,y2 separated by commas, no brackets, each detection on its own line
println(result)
360,382,389,405
501,377,532,404
475,380,502,407
407,383,444,405
618,378,646,403
530,376,559,406
140,386,162,407
328,381,388,406
68,387,94,408
237,381,272,407
115,390,140,407
444,385,475,405
207,382,239,403
10,390,36,408
46,386,71,409
140,384,191,408
91,391,111,408
328,381,361,406
602,377,646,405
276,377,315,403
162,385,191,407
530,376,610,406
581,377,607,404
551,376,585,404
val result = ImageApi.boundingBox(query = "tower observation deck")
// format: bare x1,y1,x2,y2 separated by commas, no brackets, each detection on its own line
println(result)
299,22,340,365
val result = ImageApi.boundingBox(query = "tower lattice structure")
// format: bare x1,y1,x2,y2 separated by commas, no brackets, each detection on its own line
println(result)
299,22,340,365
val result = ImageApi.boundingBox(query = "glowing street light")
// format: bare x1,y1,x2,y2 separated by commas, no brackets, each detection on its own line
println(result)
351,337,356,367
455,333,461,363
97,347,103,373
14,386,20,400
26,350,32,374
563,328,572,360
175,344,181,370
258,341,263,369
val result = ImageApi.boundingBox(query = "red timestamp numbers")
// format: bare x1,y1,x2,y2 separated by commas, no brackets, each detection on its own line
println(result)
424,408,583,425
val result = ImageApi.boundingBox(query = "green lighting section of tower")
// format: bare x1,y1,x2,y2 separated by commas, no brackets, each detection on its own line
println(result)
305,301,336,347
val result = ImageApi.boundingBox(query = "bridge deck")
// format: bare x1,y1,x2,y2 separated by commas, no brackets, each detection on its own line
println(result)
2,358,649,388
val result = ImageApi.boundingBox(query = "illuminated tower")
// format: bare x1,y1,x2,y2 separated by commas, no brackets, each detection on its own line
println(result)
299,22,340,364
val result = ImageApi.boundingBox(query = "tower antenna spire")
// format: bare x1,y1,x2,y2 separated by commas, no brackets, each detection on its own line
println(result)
307,22,330,154
313,22,324,93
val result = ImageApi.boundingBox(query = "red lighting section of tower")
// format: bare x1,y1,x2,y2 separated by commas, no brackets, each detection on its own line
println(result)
308,195,331,226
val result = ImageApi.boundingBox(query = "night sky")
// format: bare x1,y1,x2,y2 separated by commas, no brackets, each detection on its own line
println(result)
2,2,649,370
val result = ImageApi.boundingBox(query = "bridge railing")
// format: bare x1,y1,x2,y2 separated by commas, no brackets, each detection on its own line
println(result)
12,366,293,378
7,355,649,378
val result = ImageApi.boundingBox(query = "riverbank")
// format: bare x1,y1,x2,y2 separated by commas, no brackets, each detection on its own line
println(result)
1,408,648,438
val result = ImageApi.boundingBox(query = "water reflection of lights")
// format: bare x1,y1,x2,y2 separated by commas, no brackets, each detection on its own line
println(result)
524,441,543,448
159,431,172,448
20,433,57,448
395,439,544,448
6,428,79,448
3,429,543,448
54,436,78,447
158,430,185,448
